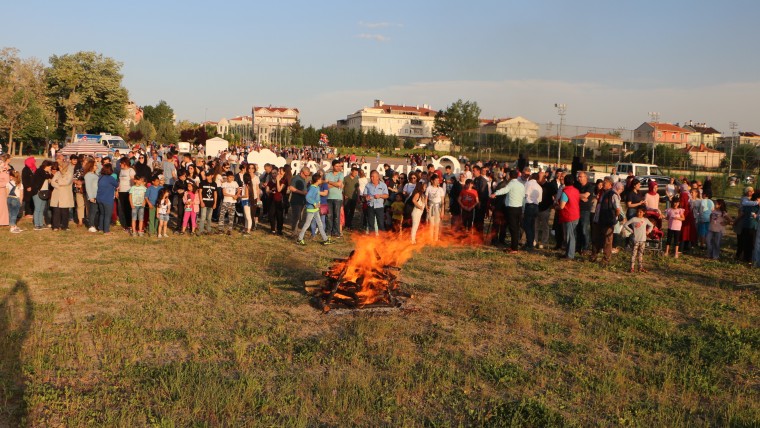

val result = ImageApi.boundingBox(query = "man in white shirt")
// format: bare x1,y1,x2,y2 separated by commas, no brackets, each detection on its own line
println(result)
523,172,543,250
218,171,239,234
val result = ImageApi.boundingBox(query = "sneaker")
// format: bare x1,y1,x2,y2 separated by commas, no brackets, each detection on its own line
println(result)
10,227,21,234
138,231,144,237
322,238,334,246
33,226,43,231
157,234,162,239
163,233,168,238
296,239,306,246
88,227,97,233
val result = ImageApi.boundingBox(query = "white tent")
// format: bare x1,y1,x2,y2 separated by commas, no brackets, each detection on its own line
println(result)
205,137,229,158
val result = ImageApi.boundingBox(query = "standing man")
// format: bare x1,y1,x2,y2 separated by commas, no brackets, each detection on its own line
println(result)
472,165,490,234
162,153,177,190
491,169,526,254
288,166,310,238
523,172,543,251
343,166,360,231
324,160,345,237
363,170,388,236
557,174,581,259
551,169,565,250
575,171,595,254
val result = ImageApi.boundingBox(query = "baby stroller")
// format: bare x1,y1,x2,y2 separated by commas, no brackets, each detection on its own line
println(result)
644,209,664,256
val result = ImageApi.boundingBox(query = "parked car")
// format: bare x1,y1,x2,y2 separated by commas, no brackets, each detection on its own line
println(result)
615,162,670,197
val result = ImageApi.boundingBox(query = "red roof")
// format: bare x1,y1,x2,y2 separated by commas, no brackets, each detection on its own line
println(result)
740,132,760,137
479,117,512,125
254,107,300,113
683,144,722,154
572,132,622,140
373,104,437,116
691,125,721,135
648,122,690,133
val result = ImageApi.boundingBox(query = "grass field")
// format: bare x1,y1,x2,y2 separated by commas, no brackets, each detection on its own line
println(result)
1,222,759,426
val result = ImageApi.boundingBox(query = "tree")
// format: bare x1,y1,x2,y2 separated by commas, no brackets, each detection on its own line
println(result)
155,120,178,145
142,100,174,126
290,119,303,146
433,99,481,140
46,51,129,140
132,120,156,143
0,48,47,155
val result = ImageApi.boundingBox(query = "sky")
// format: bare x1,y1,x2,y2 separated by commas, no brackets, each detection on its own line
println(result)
3,0,760,134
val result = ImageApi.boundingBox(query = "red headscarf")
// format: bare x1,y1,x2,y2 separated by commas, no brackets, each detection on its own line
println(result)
24,156,37,173
648,181,658,195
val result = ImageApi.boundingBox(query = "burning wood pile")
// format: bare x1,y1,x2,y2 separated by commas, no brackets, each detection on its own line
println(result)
305,250,413,313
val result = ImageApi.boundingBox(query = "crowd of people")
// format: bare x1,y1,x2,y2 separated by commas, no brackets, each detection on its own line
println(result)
0,146,756,272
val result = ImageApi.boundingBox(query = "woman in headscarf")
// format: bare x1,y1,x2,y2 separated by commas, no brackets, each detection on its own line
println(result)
679,182,697,252
22,156,36,216
133,153,152,182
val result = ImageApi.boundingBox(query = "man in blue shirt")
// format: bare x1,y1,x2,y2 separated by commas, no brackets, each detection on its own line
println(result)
491,170,526,253
362,170,389,236
324,160,345,237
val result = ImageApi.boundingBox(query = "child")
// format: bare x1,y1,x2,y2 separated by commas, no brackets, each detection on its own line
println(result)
144,175,163,236
297,173,333,246
157,188,171,238
664,197,685,258
7,170,23,233
129,176,147,236
182,182,198,235
623,207,654,272
707,199,731,260
390,193,405,235
458,179,479,231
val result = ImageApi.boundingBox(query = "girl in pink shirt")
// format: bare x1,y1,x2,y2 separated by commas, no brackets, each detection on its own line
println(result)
664,197,685,258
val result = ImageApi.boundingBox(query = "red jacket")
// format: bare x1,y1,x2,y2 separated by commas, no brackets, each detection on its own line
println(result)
558,186,580,223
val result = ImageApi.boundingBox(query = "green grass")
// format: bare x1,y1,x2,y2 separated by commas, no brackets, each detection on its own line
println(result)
1,225,759,426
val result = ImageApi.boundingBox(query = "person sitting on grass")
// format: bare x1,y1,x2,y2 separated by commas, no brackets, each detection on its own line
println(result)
623,207,654,273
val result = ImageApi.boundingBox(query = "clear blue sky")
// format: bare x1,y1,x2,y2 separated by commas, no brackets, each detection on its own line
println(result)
3,0,759,133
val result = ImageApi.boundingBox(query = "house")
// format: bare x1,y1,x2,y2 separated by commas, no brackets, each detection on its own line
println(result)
479,116,539,141
217,115,253,139
633,122,691,145
739,132,760,146
341,100,436,139
124,101,143,128
682,122,722,147
428,135,453,152
571,132,624,150
251,106,300,143
683,144,725,168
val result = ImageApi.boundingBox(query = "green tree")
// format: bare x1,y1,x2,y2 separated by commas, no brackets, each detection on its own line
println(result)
155,120,178,145
46,51,128,141
290,119,303,146
0,47,47,155
142,100,174,127
433,99,481,141
132,119,156,143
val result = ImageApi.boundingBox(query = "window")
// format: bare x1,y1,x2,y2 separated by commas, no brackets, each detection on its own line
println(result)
635,166,647,177
657,131,663,139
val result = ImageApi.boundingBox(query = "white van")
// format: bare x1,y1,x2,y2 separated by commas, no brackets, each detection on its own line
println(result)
614,162,665,177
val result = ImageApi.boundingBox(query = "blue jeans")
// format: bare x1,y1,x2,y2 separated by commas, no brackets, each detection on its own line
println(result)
32,194,45,227
98,202,114,233
367,207,385,233
326,199,343,236
577,210,592,251
523,204,539,249
310,213,327,236
7,197,20,227
299,210,327,241
88,201,100,229
563,220,579,259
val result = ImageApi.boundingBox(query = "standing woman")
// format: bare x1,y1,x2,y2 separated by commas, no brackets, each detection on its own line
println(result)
117,158,135,231
71,155,86,226
665,177,677,209
50,159,74,231
31,160,53,230
0,156,9,227
679,185,697,253
282,164,293,218
96,164,119,234
83,159,100,232
410,181,427,244
243,163,260,233
22,156,36,216
426,174,445,242
268,167,287,235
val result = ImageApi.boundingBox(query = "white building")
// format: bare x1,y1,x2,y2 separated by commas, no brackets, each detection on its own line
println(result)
250,106,299,143
479,116,539,141
682,122,722,147
342,100,436,139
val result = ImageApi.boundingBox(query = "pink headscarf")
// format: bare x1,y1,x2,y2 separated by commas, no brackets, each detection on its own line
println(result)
25,156,37,173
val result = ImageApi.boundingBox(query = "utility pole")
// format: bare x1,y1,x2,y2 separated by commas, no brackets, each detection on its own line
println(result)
648,112,660,164
729,121,738,177
555,104,566,166
545,122,553,160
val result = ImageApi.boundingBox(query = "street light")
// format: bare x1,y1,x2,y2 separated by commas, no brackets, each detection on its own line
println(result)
648,112,660,164
555,103,566,166
729,121,738,176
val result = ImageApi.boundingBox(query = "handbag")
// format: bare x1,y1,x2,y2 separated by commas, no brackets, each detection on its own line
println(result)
319,204,329,216
37,179,51,200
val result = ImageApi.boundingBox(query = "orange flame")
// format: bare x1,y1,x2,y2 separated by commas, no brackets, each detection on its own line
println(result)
327,226,483,306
